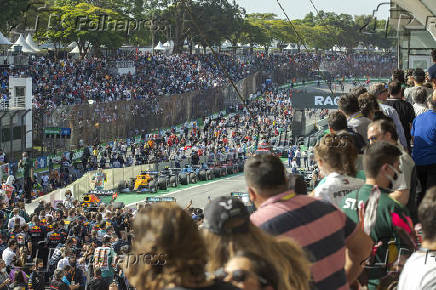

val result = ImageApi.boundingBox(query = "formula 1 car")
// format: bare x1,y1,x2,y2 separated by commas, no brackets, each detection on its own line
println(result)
129,171,158,193
81,190,118,210
194,164,215,181
208,161,227,178
179,165,198,185
160,167,179,188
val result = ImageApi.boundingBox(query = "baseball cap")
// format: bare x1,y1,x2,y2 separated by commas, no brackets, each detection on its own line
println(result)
368,83,388,96
203,196,250,236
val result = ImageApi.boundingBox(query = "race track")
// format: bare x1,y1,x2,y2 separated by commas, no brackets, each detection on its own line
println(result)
119,173,247,209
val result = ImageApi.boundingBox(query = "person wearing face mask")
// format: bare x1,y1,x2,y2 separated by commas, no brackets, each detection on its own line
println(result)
367,119,417,222
340,142,416,290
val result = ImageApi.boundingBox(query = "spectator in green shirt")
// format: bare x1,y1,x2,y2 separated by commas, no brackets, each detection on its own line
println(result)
340,142,416,289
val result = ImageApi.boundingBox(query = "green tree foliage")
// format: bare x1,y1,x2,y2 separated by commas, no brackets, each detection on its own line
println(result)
0,0,30,33
2,0,395,53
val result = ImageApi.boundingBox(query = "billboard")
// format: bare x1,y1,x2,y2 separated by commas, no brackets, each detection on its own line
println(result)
291,87,341,109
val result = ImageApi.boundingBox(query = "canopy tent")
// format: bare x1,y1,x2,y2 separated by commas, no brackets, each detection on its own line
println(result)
221,40,232,49
9,34,35,53
25,34,41,52
0,32,11,45
154,41,166,51
163,41,171,48
284,43,297,50
67,42,77,49
69,46,80,54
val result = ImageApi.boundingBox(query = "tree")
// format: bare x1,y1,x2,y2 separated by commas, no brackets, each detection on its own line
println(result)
39,2,124,57
0,0,30,33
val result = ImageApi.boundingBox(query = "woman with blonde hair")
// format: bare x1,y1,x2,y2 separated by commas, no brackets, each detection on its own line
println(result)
312,133,364,207
123,203,238,290
203,196,311,290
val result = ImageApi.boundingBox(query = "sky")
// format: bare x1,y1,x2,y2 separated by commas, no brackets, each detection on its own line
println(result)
233,0,390,20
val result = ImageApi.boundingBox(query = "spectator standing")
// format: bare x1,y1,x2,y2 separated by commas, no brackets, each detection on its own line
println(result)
385,81,416,150
313,134,364,207
328,111,366,153
49,269,69,290
338,93,371,143
88,268,109,290
246,155,373,290
2,240,16,267
18,152,33,203
294,148,301,168
340,142,416,289
123,204,238,290
0,259,9,290
404,68,433,103
411,87,429,116
368,83,408,149
427,49,436,89
399,186,436,290
93,236,117,285
203,196,311,290
411,91,436,204
367,120,418,221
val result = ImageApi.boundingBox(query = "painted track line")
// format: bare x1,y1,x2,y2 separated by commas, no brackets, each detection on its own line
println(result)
126,174,243,207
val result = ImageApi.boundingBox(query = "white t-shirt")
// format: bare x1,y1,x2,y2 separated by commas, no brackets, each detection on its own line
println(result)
399,251,436,290
313,172,364,207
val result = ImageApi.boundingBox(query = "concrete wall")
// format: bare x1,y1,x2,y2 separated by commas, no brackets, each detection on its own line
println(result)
26,156,209,211
40,72,264,147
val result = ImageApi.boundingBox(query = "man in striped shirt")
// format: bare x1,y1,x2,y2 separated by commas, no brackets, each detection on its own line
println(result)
246,155,373,290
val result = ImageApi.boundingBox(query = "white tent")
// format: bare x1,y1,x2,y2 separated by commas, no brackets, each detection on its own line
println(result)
284,43,297,50
25,34,40,52
0,31,11,45
163,41,171,48
221,40,232,49
69,46,80,54
10,34,35,53
67,42,77,49
154,41,166,51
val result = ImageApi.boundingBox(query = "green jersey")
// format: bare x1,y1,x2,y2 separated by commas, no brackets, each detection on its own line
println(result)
340,185,415,288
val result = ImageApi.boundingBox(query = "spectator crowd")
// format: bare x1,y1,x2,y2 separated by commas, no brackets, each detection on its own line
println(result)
0,47,435,290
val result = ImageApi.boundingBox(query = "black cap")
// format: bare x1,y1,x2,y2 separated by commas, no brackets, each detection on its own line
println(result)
204,196,250,236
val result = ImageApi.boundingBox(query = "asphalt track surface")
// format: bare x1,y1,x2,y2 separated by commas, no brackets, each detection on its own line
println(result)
120,173,247,209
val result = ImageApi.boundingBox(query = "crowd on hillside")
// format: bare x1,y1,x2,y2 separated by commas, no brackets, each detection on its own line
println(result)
0,51,395,112
13,86,296,200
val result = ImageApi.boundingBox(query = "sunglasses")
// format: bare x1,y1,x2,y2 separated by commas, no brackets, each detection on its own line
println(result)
215,269,269,287
368,135,379,142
